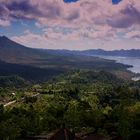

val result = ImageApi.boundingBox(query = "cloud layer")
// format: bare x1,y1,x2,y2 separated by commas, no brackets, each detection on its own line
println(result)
0,0,140,49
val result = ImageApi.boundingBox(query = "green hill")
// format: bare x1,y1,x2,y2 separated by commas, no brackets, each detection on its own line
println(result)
50,70,124,85
0,75,28,88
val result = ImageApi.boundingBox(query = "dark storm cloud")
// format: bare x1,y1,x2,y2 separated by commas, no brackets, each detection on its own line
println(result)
6,0,32,11
108,5,140,28
0,0,61,21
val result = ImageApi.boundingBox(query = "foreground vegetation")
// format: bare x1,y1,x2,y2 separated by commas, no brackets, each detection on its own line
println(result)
0,70,140,140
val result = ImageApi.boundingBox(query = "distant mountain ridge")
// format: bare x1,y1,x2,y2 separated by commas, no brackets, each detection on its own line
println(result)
39,48,140,58
80,49,140,57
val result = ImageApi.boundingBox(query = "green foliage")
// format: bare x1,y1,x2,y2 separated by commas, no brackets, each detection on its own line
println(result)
0,75,29,88
50,70,124,85
0,70,139,139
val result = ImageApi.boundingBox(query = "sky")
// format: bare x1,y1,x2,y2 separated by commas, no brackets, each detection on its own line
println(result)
0,0,140,50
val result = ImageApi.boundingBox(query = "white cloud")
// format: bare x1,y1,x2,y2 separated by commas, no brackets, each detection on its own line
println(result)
125,30,140,39
0,19,10,27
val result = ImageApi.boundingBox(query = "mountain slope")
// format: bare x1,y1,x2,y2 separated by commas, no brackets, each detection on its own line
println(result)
0,36,51,64
0,36,134,82
0,60,65,82
0,75,28,88
0,36,130,71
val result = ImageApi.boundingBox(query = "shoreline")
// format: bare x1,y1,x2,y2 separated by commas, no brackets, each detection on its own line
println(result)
132,76,140,81
92,55,140,81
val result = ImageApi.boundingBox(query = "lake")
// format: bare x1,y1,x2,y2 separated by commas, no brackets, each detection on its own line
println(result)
93,55,140,81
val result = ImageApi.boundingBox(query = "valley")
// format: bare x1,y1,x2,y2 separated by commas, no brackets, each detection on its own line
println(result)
0,37,139,140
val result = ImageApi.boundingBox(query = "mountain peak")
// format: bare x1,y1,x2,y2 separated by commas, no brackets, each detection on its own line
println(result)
0,36,10,47
0,35,9,40
0,35,48,64
0,35,28,49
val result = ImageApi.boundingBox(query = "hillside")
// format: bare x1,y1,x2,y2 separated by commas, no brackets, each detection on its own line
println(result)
1,69,139,140
0,60,65,82
0,75,28,88
0,36,52,64
50,70,124,85
0,36,135,82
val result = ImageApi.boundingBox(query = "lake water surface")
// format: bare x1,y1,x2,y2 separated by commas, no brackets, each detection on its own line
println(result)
94,55,140,81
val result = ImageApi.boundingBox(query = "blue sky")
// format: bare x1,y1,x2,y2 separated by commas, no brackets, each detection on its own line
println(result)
0,0,140,50
112,0,122,4
65,0,122,4
64,0,79,3
64,0,121,4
